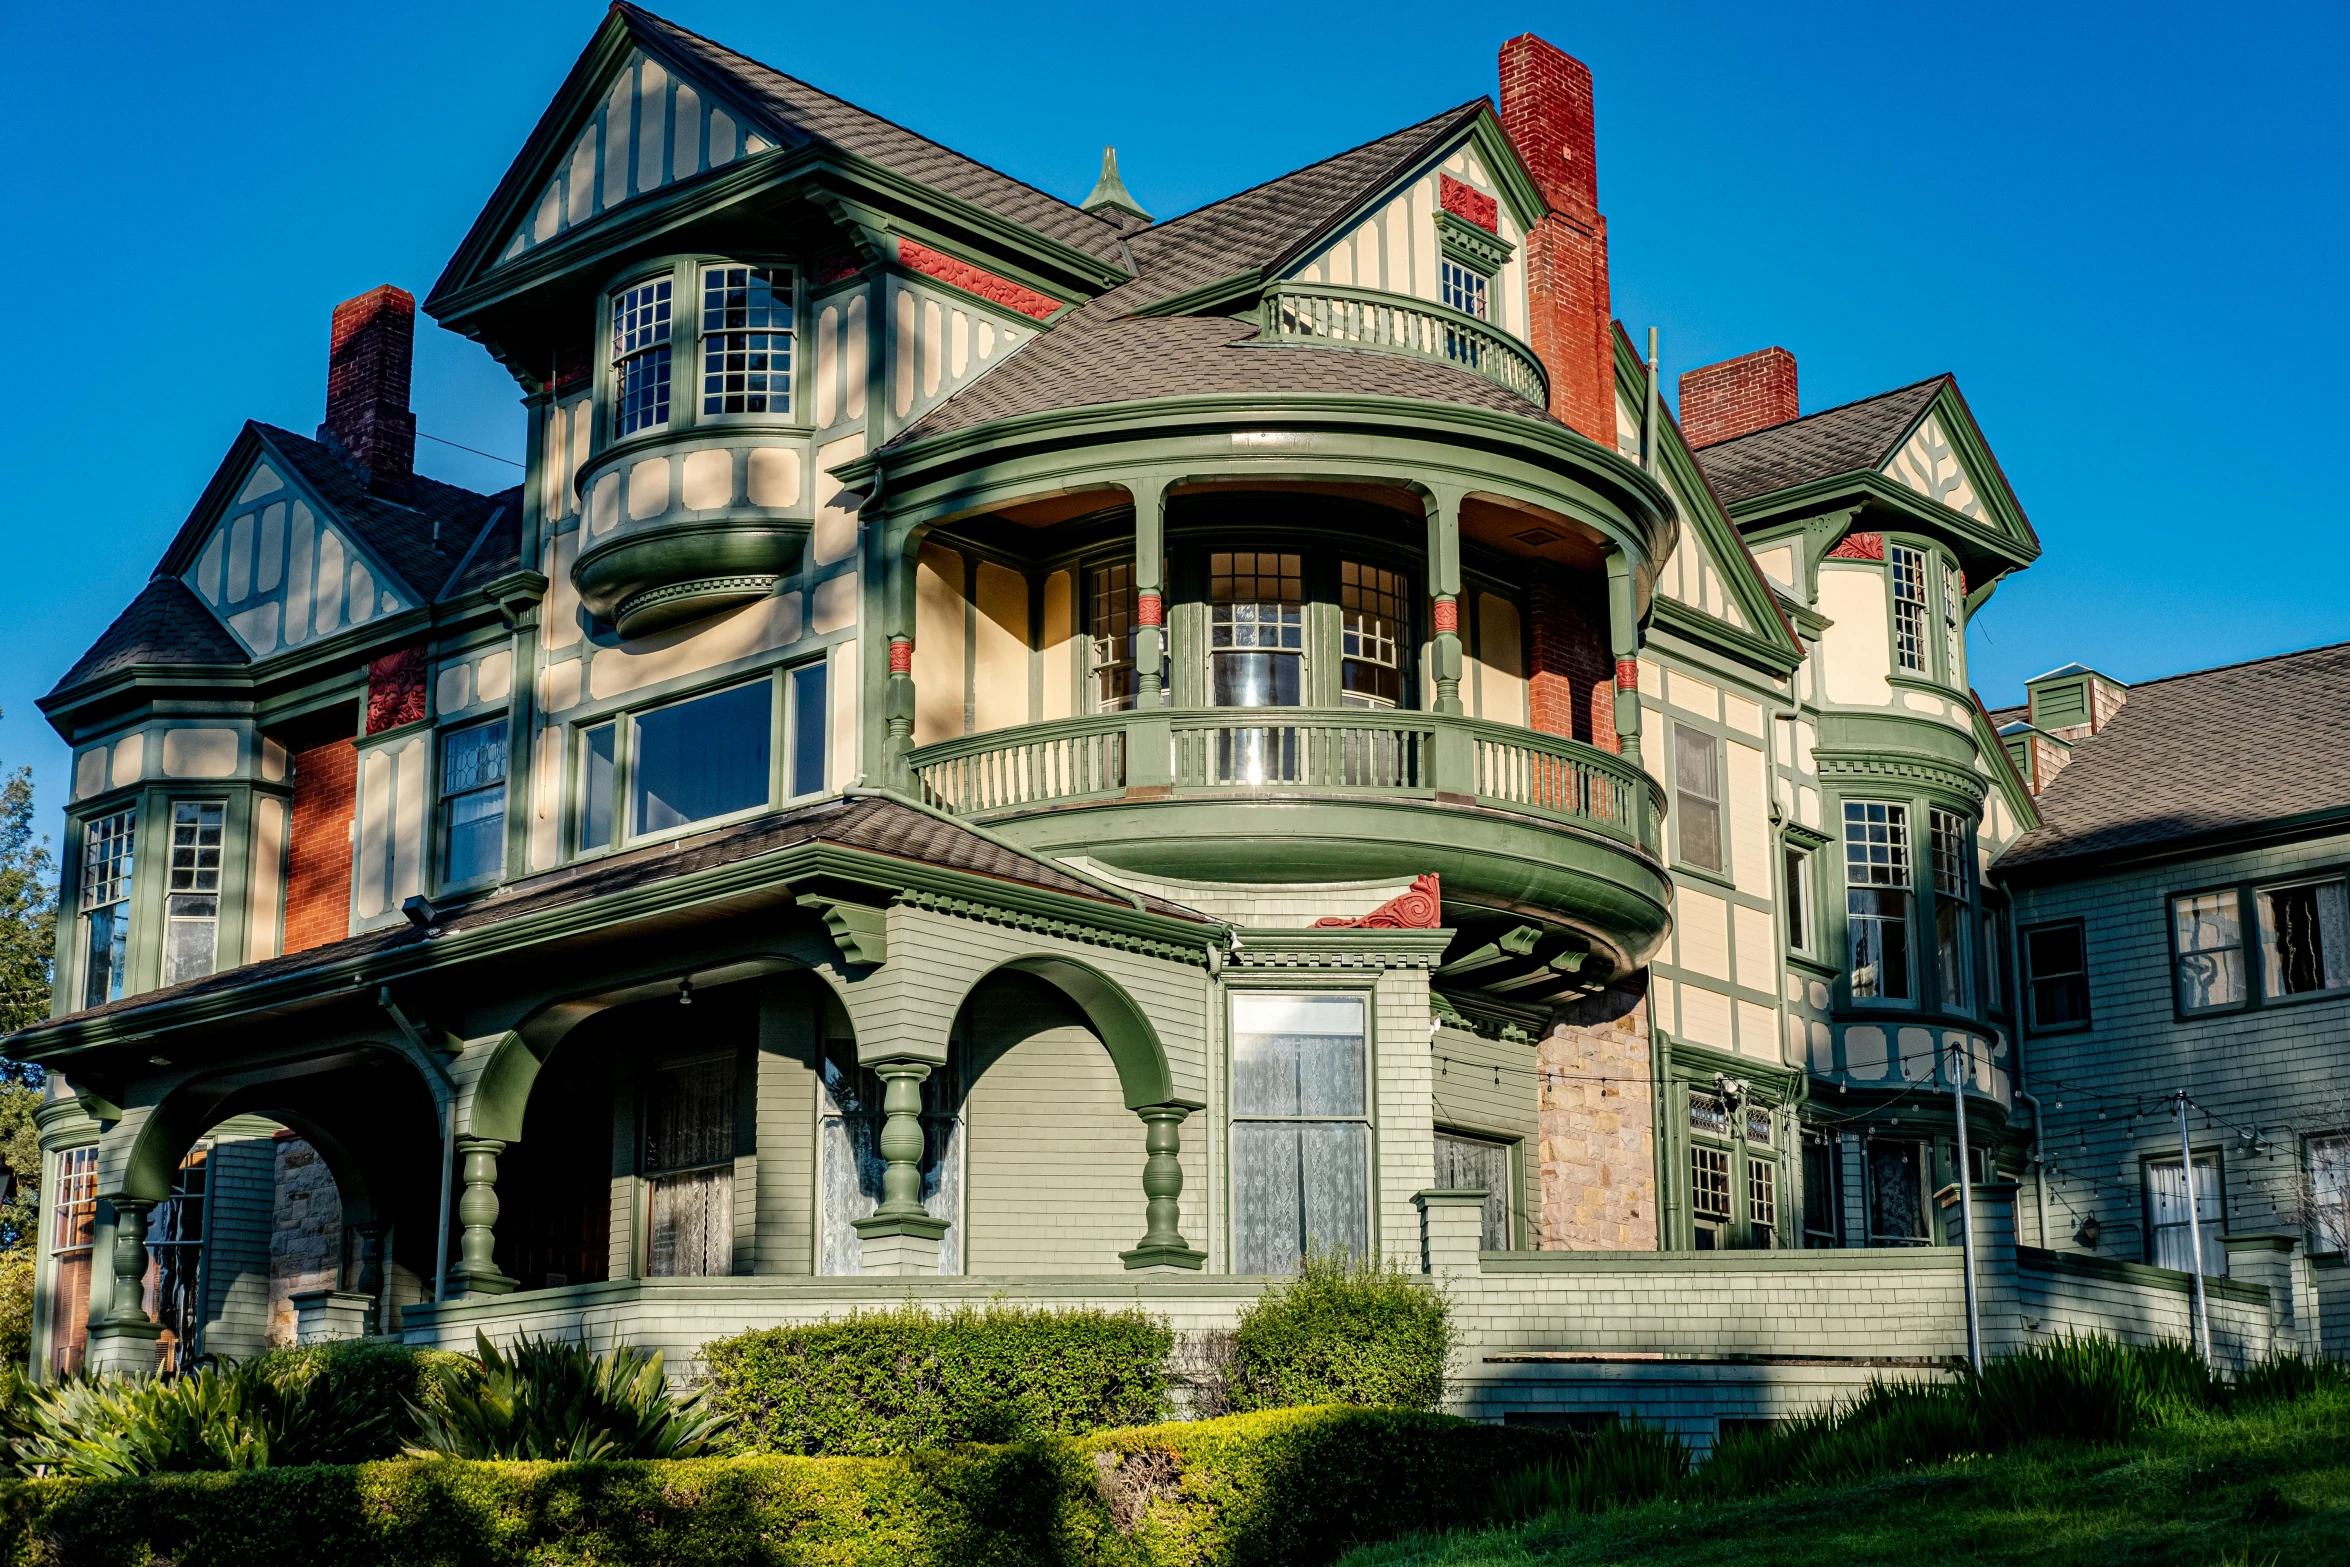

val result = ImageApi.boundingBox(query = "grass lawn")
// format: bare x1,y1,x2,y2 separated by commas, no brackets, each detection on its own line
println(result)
1339,1389,2350,1567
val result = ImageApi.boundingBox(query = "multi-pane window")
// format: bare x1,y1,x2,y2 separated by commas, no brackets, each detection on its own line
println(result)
1802,1132,1841,1247
1231,993,1370,1273
1087,560,1139,714
2023,922,2089,1028
1866,1138,1928,1244
2172,890,2245,1012
1983,901,2011,1013
1674,729,1724,873
2145,1154,2226,1277
1745,1107,1778,1239
1687,1091,1773,1250
441,721,509,885
1783,846,1813,955
162,803,223,988
2255,877,2348,999
1440,260,1489,320
817,1038,962,1276
1209,554,1305,786
1890,545,1930,674
1339,562,1407,709
611,278,674,436
700,264,792,415
46,1147,98,1377
1940,559,1965,684
643,1057,736,1277
1844,802,1911,1001
144,1148,208,1373
1433,1131,1512,1252
81,810,135,1008
1690,1145,1732,1229
579,672,818,852
1930,807,1971,1012
2307,1134,2350,1255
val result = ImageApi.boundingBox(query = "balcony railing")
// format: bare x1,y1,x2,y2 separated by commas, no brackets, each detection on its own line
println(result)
1259,283,1549,406
908,709,1660,855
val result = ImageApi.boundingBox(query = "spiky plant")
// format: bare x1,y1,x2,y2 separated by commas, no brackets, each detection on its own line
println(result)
406,1330,730,1461
0,1359,391,1478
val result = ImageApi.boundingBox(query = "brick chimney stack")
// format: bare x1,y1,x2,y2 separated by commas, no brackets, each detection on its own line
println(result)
1678,347,1800,448
322,285,418,500
1499,35,1612,444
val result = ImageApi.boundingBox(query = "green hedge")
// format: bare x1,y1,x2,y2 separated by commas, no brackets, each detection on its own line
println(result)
705,1302,1173,1455
1221,1255,1451,1414
0,1406,1562,1567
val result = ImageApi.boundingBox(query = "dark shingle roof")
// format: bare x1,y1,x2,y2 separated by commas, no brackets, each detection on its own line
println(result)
25,794,1210,1035
258,425,516,603
47,578,249,697
1995,642,2350,874
1691,377,1944,506
622,5,1128,267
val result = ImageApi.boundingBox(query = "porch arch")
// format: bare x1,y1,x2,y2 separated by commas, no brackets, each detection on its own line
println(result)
954,953,1175,1111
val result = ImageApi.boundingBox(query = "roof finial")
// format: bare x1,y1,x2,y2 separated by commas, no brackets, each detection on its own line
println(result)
1081,146,1153,224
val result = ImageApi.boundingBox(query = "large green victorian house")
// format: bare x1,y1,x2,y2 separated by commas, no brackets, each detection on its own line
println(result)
18,7,2194,1436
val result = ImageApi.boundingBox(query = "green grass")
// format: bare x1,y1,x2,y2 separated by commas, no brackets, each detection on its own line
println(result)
1339,1389,2350,1567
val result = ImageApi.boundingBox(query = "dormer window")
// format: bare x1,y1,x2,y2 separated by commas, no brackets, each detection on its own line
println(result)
701,264,792,415
612,278,674,437
1890,544,1930,674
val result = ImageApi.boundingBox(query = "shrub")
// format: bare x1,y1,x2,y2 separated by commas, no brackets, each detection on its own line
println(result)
247,1340,475,1455
0,1254,31,1378
407,1331,728,1461
707,1301,1173,1455
2230,1351,2350,1407
1222,1253,1450,1413
0,1359,393,1478
1491,1418,1692,1522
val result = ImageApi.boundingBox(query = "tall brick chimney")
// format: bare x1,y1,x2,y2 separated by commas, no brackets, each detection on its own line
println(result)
322,285,418,500
1678,347,1799,448
1499,35,1612,444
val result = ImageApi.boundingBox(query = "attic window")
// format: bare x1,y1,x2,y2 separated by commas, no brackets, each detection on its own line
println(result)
1440,260,1489,322
612,278,674,437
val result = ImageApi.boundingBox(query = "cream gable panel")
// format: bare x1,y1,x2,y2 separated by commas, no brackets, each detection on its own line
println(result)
1285,137,1526,332
887,278,1034,425
1653,480,1748,632
1882,411,1985,520
498,50,777,266
183,456,411,658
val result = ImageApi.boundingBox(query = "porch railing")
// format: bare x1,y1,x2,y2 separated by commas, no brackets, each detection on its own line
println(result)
1259,283,1549,406
908,709,1660,854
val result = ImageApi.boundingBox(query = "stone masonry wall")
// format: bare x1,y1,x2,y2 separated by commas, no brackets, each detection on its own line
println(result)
1536,981,1656,1250
267,1134,343,1346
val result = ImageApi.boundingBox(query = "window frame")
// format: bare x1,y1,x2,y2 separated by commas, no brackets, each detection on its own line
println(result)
437,717,512,891
2159,869,2350,1020
2141,1149,2228,1277
1084,556,1140,715
606,270,677,440
2020,917,2092,1033
1438,258,1491,322
160,799,225,990
1888,543,1932,676
1672,725,1727,876
572,665,829,858
600,256,804,453
78,807,137,1009
1225,985,1377,1274
1432,1126,1517,1253
1782,843,1815,957
1928,806,1973,1015
638,1050,741,1279
2305,1131,2350,1257
2252,873,2350,1006
1842,800,1915,1006
45,1145,99,1378
696,261,797,421
2167,883,2252,1019
1682,1089,1783,1250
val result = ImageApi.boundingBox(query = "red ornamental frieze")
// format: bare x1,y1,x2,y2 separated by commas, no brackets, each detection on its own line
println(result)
897,241,1061,322
1313,873,1442,929
1826,531,1886,561
366,646,428,734
1439,175,1499,234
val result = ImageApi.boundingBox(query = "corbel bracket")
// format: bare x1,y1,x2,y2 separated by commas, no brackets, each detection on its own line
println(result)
798,894,889,966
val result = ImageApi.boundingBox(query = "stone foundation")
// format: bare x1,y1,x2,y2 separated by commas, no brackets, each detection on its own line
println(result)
267,1135,343,1346
1536,981,1656,1251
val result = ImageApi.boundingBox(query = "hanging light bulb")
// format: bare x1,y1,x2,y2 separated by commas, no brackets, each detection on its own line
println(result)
678,976,694,1007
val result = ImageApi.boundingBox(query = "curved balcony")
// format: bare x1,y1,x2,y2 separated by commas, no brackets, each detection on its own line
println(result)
572,431,815,637
1259,282,1548,406
907,709,1672,973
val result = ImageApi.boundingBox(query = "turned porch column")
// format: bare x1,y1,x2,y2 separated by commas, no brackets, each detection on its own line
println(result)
447,1137,517,1296
1425,487,1465,717
1605,546,1644,770
82,1196,163,1377
853,1059,948,1275
1121,1106,1205,1270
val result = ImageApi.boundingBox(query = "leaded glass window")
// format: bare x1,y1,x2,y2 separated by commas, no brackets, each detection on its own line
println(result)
2172,890,2245,1012
700,264,792,415
1890,545,1929,673
162,803,222,988
81,809,135,1008
1088,560,1139,714
1231,993,1369,1273
643,1057,735,1277
612,278,673,436
441,721,509,886
1844,802,1911,1001
1339,561,1407,710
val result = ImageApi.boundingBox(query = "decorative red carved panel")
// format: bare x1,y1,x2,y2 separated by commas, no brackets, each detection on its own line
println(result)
1439,175,1499,234
812,248,863,286
1826,532,1886,561
365,646,428,734
888,639,913,674
1135,590,1163,628
1313,873,1443,929
898,241,1061,322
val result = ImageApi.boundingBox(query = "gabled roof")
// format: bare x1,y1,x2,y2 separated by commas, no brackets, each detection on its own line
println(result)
12,794,1210,1043
255,425,520,603
46,579,249,698
1995,641,2350,876
1690,377,1946,506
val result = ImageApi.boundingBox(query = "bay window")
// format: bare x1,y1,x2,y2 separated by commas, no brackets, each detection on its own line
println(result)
1209,553,1303,784
1890,545,1930,674
700,264,791,415
1844,801,1912,1001
1929,806,1971,1012
80,809,135,1008
611,277,673,437
46,1146,98,1376
1231,992,1370,1272
1338,561,1406,710
1087,559,1139,713
162,802,223,987
1685,1093,1779,1249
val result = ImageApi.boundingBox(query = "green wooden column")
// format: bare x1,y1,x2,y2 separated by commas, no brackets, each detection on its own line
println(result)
82,1196,164,1376
883,538,918,790
1121,1106,1206,1269
102,1200,154,1326
853,1060,948,1274
1606,547,1644,771
449,1138,517,1296
1424,487,1465,717
1131,477,1169,706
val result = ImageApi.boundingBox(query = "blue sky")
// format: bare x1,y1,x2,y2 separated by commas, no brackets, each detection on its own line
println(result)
0,1,2342,828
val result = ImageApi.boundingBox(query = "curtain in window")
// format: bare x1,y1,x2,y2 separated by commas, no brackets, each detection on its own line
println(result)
2148,1158,2227,1277
1433,1133,1511,1251
2309,1136,2350,1255
2258,880,2349,997
1867,1140,1925,1243
1231,995,1369,1273
816,1043,961,1275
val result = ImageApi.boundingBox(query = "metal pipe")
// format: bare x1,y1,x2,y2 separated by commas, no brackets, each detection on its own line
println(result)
1952,1043,1983,1373
2177,1092,2212,1361
1644,328,1662,476
2013,1085,2049,1249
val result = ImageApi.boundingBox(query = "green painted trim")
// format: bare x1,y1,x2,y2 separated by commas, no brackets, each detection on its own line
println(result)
1723,472,2038,577
2016,1244,2271,1307
1995,804,2350,887
1479,1247,1960,1273
989,953,1181,1110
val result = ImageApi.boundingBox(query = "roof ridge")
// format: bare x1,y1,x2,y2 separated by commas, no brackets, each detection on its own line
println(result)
617,3,1125,246
251,421,506,509
1690,372,1949,453
2072,638,2350,700
1138,99,1487,241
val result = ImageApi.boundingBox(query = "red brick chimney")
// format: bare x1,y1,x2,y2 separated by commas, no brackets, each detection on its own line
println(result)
1677,347,1799,448
322,285,418,499
1499,35,1612,444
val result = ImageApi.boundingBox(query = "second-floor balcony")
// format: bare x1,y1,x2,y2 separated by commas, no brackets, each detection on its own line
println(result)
907,707,1672,974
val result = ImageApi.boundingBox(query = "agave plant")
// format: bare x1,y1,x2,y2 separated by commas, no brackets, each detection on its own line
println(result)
0,1359,391,1478
407,1330,730,1461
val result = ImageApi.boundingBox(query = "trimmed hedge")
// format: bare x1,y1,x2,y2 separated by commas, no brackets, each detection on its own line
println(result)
706,1302,1173,1455
1221,1255,1451,1413
0,1406,1562,1567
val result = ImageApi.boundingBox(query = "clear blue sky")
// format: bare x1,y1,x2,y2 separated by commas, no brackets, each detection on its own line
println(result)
1,1,2342,830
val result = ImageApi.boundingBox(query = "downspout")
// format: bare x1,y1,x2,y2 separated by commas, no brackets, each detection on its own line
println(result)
1643,328,1662,477
2013,1084,2049,1249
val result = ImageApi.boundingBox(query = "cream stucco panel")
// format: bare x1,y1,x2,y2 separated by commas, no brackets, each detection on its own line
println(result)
587,593,805,702
1817,566,1892,706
